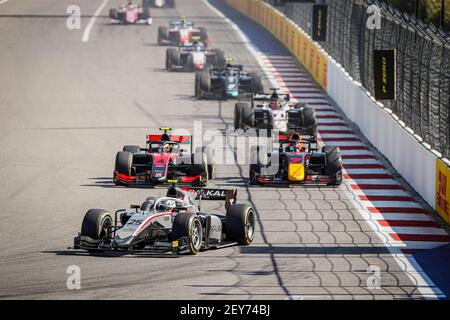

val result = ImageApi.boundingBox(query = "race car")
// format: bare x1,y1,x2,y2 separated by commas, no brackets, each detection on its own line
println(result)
142,0,175,8
195,63,264,99
158,19,208,46
113,128,214,187
249,132,343,186
73,185,255,255
166,41,226,72
109,1,152,25
234,88,317,140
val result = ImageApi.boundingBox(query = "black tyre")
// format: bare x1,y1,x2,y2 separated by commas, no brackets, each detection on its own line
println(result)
199,27,208,43
196,146,214,180
166,0,175,8
172,212,203,255
115,151,133,176
158,26,168,44
241,104,254,128
225,204,255,245
80,209,113,241
109,8,119,20
211,49,226,68
195,72,201,97
234,103,243,130
250,145,268,167
139,7,151,20
122,145,140,153
190,151,208,183
196,71,210,98
167,48,179,70
323,145,343,186
248,73,263,93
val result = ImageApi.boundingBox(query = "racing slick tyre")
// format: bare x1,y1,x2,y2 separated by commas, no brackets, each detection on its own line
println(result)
196,71,210,98
109,8,119,20
250,145,269,167
234,103,243,130
241,104,254,129
225,204,255,245
199,27,208,44
122,145,140,153
195,147,214,180
166,48,180,70
157,26,168,44
166,0,175,8
211,49,226,68
172,212,203,255
114,151,133,185
80,209,113,252
323,146,343,186
248,73,264,94
190,151,209,185
139,8,151,20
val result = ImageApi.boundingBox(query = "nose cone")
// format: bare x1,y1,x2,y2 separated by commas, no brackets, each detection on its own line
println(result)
113,231,135,249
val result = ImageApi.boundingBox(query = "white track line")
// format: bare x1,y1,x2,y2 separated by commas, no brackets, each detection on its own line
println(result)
82,0,109,43
0,0,10,4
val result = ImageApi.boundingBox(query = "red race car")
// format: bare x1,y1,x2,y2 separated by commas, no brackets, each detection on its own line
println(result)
109,1,152,25
113,128,214,187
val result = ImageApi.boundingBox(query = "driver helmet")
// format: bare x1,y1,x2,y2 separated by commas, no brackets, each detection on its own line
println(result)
164,199,176,212
296,141,305,153
163,143,173,153
270,98,280,110
193,41,204,51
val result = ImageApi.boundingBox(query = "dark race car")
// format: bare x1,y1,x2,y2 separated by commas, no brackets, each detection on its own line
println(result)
249,133,343,186
109,1,152,25
158,19,208,47
235,88,318,140
166,41,226,72
195,63,264,99
113,128,214,187
73,185,255,255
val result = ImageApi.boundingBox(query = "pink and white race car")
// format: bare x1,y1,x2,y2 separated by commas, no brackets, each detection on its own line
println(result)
158,19,208,46
109,1,152,25
166,41,226,72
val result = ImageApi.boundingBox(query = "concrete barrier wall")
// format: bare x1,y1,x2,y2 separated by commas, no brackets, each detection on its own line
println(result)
327,61,437,207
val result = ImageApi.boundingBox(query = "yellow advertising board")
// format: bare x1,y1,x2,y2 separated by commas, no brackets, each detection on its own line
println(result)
436,160,450,224
224,0,328,90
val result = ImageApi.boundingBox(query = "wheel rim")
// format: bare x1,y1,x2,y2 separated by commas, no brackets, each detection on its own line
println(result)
190,218,202,251
245,210,255,241
204,154,208,181
100,217,112,240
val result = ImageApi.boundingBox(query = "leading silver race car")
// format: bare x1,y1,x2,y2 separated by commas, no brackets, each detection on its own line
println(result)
73,184,255,255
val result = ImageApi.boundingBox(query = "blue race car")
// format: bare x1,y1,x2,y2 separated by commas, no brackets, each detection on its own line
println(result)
194,63,263,99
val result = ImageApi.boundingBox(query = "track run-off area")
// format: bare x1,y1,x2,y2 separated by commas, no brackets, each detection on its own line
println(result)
0,0,449,299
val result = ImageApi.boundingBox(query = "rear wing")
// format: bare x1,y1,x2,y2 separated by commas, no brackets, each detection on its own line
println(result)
252,93,290,102
182,188,237,210
146,135,191,144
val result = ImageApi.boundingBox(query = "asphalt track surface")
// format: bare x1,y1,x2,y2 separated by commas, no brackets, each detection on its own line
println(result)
0,0,449,299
